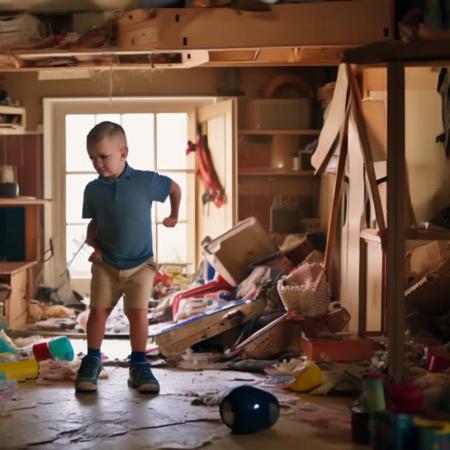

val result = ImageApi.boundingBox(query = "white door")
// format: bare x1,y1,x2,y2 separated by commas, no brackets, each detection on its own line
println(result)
195,99,237,263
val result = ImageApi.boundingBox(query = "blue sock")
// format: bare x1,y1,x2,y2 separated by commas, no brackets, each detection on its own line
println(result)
87,348,101,359
130,351,146,364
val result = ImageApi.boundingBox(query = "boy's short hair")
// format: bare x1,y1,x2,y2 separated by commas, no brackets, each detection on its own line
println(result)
86,121,127,148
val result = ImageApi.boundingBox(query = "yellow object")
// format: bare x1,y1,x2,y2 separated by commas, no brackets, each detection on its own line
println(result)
0,358,38,381
289,362,323,392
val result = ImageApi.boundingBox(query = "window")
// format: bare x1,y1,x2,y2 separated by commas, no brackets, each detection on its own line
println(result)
65,112,193,280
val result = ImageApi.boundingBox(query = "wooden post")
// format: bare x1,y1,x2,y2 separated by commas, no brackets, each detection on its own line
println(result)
386,61,405,382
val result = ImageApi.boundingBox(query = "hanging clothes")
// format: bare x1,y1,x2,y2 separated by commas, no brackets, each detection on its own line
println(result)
186,132,225,207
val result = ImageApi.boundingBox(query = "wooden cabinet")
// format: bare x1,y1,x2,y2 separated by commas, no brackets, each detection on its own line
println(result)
0,198,45,329
237,128,321,233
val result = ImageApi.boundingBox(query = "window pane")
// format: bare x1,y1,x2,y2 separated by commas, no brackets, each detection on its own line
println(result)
156,113,188,170
96,114,121,124
156,172,187,222
122,113,154,169
66,115,95,171
67,224,92,279
156,223,187,264
66,174,96,223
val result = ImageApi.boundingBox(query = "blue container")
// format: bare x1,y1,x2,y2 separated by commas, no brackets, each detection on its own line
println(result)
219,385,280,434
372,412,415,450
47,336,74,361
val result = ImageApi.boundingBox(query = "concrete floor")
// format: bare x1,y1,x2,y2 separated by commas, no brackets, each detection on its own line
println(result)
0,363,369,450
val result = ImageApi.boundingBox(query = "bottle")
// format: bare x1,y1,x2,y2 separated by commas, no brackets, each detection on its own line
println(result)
362,372,386,412
32,336,74,362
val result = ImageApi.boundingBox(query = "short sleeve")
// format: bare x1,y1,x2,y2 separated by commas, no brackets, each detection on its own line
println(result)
149,172,172,202
82,185,95,219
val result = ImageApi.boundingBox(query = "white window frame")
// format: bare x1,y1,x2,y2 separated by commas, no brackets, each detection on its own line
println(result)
43,97,216,294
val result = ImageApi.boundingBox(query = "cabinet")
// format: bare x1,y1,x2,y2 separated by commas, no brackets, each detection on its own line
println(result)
0,129,44,330
237,128,321,234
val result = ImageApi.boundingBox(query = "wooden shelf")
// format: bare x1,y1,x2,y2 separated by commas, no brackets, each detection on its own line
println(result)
239,169,315,177
361,227,450,243
239,129,321,136
0,197,47,206
0,261,38,276
0,105,26,133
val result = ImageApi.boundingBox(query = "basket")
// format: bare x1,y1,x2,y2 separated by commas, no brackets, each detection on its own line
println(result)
232,313,294,359
277,262,330,317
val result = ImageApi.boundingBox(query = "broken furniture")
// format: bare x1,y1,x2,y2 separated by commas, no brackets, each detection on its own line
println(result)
344,40,450,381
150,297,265,356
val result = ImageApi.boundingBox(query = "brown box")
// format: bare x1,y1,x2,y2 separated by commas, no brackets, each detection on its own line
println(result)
300,337,374,362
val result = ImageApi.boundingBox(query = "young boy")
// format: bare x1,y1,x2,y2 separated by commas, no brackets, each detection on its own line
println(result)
75,121,181,394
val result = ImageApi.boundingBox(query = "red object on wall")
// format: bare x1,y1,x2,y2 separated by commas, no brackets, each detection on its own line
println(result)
186,133,225,207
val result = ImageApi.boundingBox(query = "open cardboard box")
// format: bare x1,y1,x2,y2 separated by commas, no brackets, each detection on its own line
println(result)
202,217,277,286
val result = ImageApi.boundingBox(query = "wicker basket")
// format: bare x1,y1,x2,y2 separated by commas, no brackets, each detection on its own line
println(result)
233,313,294,359
277,262,330,317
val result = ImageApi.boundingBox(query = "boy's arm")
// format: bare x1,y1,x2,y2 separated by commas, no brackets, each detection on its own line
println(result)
162,180,181,228
86,219,103,262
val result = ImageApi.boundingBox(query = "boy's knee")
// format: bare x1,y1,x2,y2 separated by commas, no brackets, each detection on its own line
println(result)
89,307,112,322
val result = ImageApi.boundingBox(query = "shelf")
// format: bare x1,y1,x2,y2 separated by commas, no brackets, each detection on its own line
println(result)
239,169,315,177
0,105,26,133
239,129,321,136
0,197,47,206
360,227,450,243
0,261,38,276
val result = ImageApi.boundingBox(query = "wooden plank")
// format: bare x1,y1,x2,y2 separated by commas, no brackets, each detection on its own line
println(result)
324,106,349,278
4,269,28,329
239,170,314,177
311,63,349,174
0,197,46,206
239,129,320,136
386,61,405,382
151,1,392,50
0,261,38,275
344,40,450,65
24,205,39,262
347,64,387,235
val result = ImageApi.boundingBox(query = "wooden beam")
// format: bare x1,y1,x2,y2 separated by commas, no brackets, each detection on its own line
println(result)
386,61,405,382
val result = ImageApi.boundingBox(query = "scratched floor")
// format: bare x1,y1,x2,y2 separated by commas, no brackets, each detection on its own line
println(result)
0,340,368,450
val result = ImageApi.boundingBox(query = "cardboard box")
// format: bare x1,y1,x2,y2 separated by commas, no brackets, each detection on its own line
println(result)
300,337,374,362
202,217,277,286
245,98,311,130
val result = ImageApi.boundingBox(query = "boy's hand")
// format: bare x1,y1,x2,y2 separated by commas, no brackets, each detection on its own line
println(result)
162,217,178,228
88,249,103,263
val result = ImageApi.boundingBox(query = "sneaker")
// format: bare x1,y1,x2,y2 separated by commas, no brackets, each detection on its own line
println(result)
128,362,160,393
75,355,102,392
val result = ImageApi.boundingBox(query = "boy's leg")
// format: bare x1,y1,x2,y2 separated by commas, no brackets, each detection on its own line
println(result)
126,307,160,393
87,306,113,349
123,260,159,393
75,307,112,393
76,262,120,393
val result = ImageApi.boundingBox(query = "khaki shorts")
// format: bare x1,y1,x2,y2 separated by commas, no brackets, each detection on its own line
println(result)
90,258,157,310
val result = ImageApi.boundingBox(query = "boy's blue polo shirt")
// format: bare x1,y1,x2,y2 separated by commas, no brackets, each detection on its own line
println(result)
82,164,172,269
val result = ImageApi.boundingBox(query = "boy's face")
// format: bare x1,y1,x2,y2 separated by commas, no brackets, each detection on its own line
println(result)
87,134,128,181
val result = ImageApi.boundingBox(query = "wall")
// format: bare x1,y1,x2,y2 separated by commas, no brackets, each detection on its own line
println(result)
405,67,450,223
1,66,328,131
